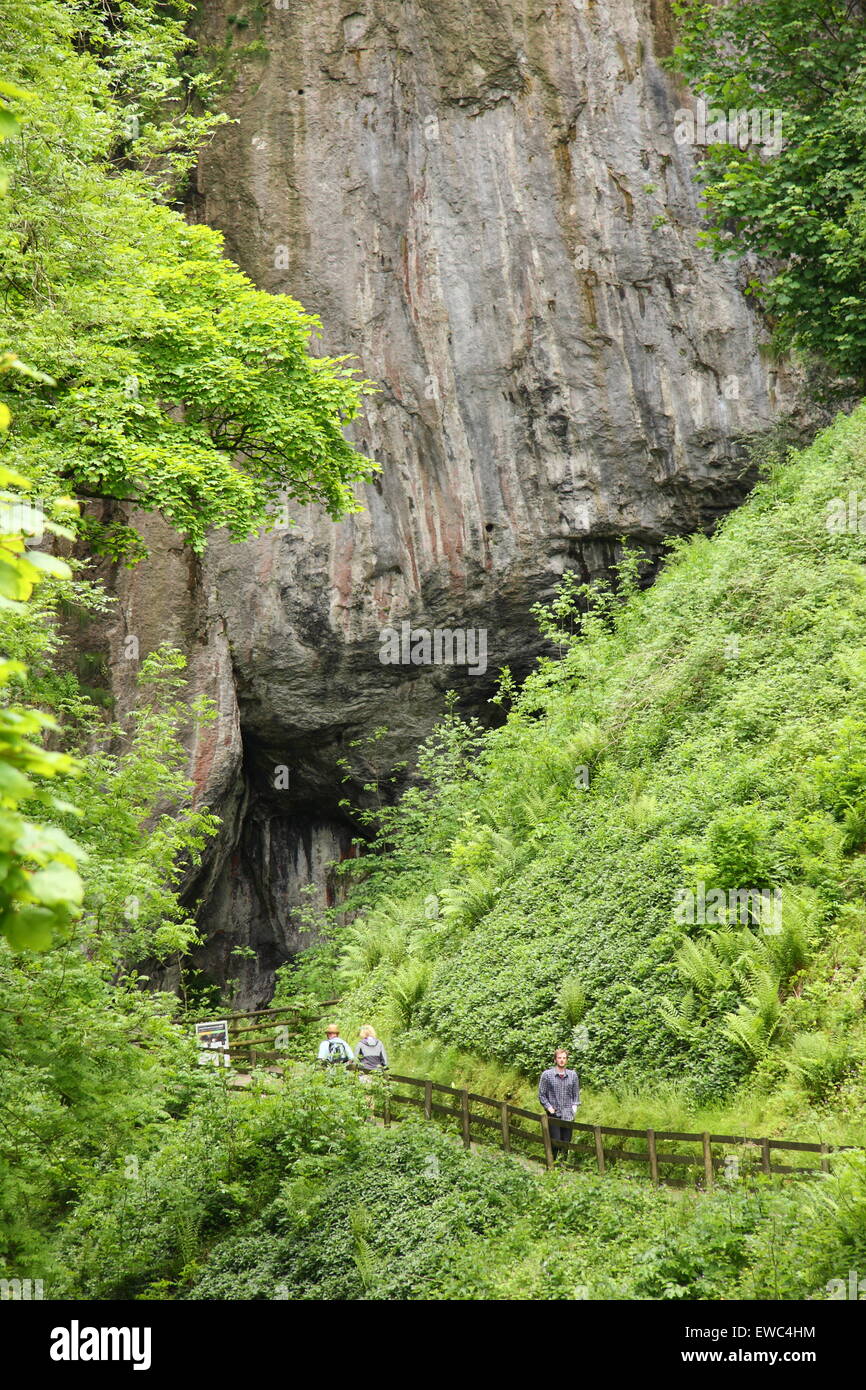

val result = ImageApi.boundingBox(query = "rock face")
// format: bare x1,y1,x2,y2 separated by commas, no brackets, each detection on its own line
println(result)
108,0,798,1006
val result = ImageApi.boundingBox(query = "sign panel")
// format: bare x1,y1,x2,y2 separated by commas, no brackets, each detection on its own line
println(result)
195,1019,230,1065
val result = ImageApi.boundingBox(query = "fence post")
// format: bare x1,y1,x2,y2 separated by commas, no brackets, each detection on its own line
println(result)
702,1132,714,1189
820,1142,830,1174
500,1102,511,1153
461,1090,471,1149
647,1129,659,1186
761,1137,771,1176
249,1048,257,1070
540,1112,555,1169
424,1080,433,1121
593,1125,605,1176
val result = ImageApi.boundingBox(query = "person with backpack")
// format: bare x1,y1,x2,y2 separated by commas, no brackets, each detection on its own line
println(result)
317,1023,353,1064
538,1047,581,1160
354,1025,388,1078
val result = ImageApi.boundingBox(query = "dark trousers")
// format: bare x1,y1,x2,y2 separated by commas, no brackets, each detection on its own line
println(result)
550,1118,573,1158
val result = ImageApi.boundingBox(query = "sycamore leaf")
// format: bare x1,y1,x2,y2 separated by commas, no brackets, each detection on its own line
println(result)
0,761,32,802
0,353,54,384
42,520,77,541
22,550,72,580
0,465,31,487
26,862,85,906
0,554,32,600
0,106,17,140
0,659,27,685
2,905,57,951
45,796,83,818
15,820,85,864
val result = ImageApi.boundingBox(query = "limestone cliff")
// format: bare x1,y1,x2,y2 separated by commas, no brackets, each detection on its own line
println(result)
107,0,799,1004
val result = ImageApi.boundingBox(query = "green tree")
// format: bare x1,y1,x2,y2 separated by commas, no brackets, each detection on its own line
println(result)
0,0,376,559
672,1,866,380
0,73,86,953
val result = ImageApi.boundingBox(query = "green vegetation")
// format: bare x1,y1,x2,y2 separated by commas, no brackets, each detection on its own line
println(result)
0,643,219,1270
282,410,866,1158
0,36,85,959
0,0,372,1283
672,0,866,381
45,1068,866,1301
0,0,374,562
2,0,866,1305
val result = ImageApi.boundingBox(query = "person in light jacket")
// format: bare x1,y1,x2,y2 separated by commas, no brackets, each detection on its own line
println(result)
538,1048,581,1160
355,1025,388,1079
317,1024,353,1064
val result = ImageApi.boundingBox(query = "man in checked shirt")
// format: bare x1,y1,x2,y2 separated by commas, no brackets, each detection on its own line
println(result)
538,1048,581,1161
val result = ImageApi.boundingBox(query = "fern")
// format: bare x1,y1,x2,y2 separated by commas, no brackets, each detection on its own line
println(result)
349,1204,376,1293
557,976,587,1027
674,936,732,997
785,1031,854,1101
386,960,431,1028
759,887,814,981
439,870,500,932
439,827,527,933
722,970,782,1056
339,896,416,986
658,989,700,1041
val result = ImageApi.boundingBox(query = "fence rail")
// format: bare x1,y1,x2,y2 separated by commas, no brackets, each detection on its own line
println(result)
187,999,341,1029
370,1071,850,1184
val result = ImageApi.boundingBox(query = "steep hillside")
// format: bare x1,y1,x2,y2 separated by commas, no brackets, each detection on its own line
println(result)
286,409,866,1137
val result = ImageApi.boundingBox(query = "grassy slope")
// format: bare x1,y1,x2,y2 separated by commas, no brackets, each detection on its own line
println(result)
286,407,866,1147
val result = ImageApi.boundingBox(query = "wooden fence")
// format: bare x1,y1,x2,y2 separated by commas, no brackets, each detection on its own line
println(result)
187,1001,341,1073
370,1072,848,1187
188,1000,341,1040
213,1010,853,1189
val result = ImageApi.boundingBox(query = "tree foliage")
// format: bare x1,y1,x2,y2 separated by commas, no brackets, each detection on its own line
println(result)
0,0,375,1274
0,0,376,559
672,1,866,379
0,57,86,954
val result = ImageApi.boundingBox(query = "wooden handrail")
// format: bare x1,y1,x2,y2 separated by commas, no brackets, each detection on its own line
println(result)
225,1020,301,1038
185,999,342,1027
